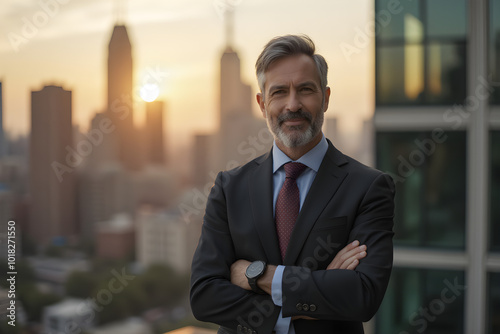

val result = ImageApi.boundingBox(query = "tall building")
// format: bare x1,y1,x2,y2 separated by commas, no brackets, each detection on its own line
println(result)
145,101,165,165
29,85,76,247
373,1,500,333
78,163,134,241
192,10,270,187
107,24,141,171
0,81,5,157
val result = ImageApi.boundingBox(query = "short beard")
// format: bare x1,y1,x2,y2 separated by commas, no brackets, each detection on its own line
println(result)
266,108,324,148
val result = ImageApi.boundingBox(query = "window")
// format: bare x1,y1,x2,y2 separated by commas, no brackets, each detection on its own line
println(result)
377,267,465,334
490,131,500,251
488,272,500,334
490,0,500,104
376,0,467,105
376,131,466,248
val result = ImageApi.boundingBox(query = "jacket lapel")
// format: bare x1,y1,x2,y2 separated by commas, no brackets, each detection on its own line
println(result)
249,151,283,265
284,141,349,265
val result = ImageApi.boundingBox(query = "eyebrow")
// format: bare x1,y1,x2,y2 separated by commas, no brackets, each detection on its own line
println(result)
268,84,288,93
268,81,319,93
297,81,319,89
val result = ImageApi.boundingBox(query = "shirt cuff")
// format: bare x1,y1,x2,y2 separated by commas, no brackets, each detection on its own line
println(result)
271,265,285,306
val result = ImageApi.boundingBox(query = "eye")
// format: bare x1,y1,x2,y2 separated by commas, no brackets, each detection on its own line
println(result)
271,89,285,96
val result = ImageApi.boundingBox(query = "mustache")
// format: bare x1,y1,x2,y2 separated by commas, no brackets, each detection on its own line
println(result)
277,110,312,125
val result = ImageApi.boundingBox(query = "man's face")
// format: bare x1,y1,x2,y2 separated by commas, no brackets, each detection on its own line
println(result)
257,54,330,148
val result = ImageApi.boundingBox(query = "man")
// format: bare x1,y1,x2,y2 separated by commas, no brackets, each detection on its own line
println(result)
190,35,395,334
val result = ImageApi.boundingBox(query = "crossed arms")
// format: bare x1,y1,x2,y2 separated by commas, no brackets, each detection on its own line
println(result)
190,171,395,332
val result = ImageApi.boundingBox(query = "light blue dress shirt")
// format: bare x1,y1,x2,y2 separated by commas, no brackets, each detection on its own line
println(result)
270,135,328,334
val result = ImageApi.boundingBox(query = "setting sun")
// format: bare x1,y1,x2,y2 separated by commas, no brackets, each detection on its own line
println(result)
140,83,160,102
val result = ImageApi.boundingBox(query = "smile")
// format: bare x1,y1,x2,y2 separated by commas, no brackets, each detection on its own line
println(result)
282,118,307,127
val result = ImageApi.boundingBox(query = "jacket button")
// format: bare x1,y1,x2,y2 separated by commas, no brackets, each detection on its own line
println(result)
302,303,309,311
237,325,242,332
310,304,317,312
296,303,303,311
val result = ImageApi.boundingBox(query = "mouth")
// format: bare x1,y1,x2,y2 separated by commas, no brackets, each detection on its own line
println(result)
282,118,307,127
278,111,312,127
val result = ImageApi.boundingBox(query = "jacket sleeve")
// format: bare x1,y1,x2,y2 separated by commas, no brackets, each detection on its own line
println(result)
190,171,281,333
281,173,395,322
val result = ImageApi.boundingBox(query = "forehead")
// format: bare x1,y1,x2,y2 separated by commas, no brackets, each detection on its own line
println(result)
264,54,320,91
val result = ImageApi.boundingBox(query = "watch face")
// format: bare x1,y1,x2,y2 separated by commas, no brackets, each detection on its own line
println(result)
246,261,265,279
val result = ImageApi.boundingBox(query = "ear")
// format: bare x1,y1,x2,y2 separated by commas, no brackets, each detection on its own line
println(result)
323,87,331,113
256,93,266,118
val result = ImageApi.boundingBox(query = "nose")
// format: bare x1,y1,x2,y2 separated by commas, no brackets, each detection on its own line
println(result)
285,91,302,112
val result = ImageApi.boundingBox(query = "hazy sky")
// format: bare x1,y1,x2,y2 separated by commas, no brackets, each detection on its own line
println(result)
0,0,375,149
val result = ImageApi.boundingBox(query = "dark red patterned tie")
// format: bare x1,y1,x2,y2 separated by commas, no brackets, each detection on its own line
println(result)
275,162,307,260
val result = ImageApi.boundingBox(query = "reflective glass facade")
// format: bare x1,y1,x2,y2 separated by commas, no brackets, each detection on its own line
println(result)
376,268,465,334
490,0,500,104
376,0,467,105
491,131,500,251
375,1,498,332
376,131,466,249
488,272,500,334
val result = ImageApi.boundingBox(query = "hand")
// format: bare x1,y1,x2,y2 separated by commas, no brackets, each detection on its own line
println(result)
326,240,367,270
230,259,251,290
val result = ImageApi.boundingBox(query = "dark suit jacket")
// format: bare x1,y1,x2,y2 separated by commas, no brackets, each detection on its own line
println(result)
190,140,395,334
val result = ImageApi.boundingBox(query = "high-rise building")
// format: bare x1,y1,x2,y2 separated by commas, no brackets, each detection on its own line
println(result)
29,85,76,247
145,101,165,165
373,1,500,333
78,163,134,241
107,24,141,171
0,81,5,158
192,10,270,187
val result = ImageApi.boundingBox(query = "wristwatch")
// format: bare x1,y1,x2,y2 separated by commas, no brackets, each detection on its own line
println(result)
245,260,267,294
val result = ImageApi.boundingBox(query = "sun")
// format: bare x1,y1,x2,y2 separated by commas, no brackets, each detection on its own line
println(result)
140,83,160,102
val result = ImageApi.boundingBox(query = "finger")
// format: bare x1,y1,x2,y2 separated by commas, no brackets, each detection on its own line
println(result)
346,259,359,270
339,245,366,264
336,240,360,257
340,250,367,269
326,241,364,270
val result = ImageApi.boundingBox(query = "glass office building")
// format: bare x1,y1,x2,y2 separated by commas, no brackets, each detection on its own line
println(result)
374,0,500,333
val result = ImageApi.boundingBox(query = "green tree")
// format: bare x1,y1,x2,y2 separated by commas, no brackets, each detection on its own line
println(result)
65,271,99,298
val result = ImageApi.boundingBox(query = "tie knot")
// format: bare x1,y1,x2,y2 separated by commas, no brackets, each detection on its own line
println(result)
284,162,307,180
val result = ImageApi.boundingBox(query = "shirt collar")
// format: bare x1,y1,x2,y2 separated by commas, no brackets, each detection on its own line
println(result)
272,134,328,173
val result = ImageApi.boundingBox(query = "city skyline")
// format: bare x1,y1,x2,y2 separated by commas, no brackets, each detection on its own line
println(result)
0,0,375,152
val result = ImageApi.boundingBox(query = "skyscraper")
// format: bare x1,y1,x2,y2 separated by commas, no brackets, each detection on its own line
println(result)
219,9,253,129
192,10,270,187
373,1,499,333
107,24,141,171
29,85,76,247
145,101,165,165
0,81,5,157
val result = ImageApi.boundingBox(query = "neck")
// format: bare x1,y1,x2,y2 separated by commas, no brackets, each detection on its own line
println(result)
276,133,322,161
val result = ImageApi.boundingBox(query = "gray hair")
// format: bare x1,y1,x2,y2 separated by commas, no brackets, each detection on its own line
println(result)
255,35,328,98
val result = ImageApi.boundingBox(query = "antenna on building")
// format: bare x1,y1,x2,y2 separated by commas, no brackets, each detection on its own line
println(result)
225,6,234,50
114,0,127,24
